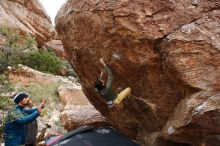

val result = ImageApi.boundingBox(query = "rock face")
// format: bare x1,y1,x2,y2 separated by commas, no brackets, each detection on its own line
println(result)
0,0,56,45
8,65,73,86
56,0,220,145
43,40,67,59
58,84,89,109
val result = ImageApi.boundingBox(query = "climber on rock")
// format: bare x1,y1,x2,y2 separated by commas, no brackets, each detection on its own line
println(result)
95,58,131,108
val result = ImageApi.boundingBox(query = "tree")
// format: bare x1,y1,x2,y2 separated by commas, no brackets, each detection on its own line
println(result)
0,26,37,73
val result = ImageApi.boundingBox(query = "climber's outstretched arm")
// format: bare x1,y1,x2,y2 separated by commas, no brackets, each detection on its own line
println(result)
99,58,113,89
99,70,104,80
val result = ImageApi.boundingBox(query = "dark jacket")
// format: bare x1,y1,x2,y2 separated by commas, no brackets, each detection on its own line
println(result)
25,119,38,145
4,105,40,146
100,65,117,101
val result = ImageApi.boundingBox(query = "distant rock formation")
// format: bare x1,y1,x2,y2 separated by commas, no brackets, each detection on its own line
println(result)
55,0,220,145
43,40,67,59
0,0,56,45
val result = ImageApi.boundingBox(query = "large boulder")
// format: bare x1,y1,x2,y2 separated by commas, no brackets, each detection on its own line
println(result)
60,106,111,131
55,0,220,145
0,0,56,45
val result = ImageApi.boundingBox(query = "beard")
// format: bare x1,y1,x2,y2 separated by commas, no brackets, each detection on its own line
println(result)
22,99,31,106
26,99,30,104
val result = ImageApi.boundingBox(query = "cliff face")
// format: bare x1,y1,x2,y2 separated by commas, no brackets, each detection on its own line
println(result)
0,0,56,45
55,0,220,145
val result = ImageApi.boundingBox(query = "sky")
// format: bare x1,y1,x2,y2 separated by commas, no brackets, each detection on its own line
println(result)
39,0,67,25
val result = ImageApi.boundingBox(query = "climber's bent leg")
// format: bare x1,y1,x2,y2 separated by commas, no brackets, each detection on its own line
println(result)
113,87,131,104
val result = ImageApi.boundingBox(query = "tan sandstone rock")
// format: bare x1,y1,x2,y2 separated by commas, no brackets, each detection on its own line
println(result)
8,65,72,86
43,40,67,59
58,84,89,109
60,106,111,131
0,0,56,45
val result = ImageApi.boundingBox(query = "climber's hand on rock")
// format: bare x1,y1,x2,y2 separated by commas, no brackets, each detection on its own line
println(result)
100,58,106,66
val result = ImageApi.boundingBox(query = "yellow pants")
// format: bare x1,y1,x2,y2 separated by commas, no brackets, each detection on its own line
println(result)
113,87,131,104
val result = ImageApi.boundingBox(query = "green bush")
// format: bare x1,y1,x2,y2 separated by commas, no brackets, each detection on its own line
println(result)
21,50,62,74
0,96,14,109
61,60,78,77
0,26,37,73
0,26,76,76
0,96,14,142
0,75,14,94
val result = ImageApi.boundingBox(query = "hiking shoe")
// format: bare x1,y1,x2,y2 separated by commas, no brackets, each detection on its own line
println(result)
107,100,114,108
